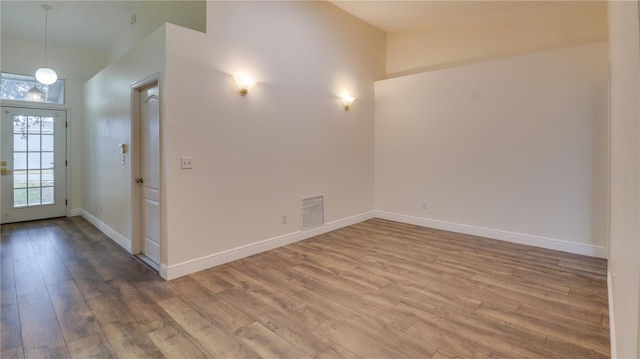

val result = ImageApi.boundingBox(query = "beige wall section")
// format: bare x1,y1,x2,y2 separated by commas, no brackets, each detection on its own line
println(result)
608,1,640,357
375,43,608,256
83,26,166,251
163,1,385,266
386,2,607,77
0,35,108,214
108,0,206,62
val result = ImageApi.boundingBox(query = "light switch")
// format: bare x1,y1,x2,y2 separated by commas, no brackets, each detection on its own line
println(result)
181,157,193,169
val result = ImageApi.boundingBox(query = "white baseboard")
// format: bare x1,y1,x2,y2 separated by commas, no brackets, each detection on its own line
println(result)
161,211,375,280
608,271,617,359
374,211,608,259
80,208,606,280
79,209,131,252
69,208,82,217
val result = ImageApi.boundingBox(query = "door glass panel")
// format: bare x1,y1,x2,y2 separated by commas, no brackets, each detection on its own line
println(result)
42,187,54,204
27,116,40,133
28,188,41,205
13,116,24,132
13,170,27,188
42,152,53,169
13,189,27,207
41,135,53,151
28,170,41,187
14,135,26,151
28,153,40,169
14,153,26,170
27,134,40,151
12,114,56,207
41,117,54,133
42,176,53,187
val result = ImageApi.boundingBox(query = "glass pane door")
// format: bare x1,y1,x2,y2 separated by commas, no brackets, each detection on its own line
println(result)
13,115,56,207
1,107,66,223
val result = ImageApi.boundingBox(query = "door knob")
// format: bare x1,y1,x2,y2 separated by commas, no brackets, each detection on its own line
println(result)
136,178,144,184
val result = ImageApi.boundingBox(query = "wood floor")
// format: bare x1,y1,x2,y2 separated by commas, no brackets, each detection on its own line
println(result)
1,217,609,359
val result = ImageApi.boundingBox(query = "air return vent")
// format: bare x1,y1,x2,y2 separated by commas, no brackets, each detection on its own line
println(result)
301,195,324,231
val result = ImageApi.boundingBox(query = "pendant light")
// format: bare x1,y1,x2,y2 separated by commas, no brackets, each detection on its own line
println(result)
24,86,43,102
34,4,57,85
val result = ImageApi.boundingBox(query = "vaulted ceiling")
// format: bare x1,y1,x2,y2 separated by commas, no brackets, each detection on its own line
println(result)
1,0,607,54
1,1,136,52
330,0,606,32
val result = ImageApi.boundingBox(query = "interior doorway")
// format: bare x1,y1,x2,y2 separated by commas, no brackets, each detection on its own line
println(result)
132,77,161,270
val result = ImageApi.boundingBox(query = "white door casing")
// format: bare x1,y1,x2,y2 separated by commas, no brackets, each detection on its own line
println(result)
1,107,66,224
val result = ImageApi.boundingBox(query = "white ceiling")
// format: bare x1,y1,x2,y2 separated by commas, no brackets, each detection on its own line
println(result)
1,0,607,54
1,1,136,53
330,0,606,32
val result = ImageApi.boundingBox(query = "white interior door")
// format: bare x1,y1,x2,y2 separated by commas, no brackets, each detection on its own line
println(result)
140,84,160,266
1,107,66,224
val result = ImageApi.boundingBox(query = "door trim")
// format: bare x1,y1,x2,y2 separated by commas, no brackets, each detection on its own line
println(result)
1,102,73,218
130,73,164,271
1,106,68,223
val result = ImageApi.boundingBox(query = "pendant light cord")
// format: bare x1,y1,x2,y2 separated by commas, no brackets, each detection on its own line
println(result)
34,4,57,86
43,5,49,67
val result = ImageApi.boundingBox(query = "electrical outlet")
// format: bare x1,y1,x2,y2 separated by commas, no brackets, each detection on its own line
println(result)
422,201,428,210
282,214,288,224
181,157,193,169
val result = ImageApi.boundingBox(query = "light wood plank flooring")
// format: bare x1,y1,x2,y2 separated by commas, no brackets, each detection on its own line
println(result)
1,217,609,358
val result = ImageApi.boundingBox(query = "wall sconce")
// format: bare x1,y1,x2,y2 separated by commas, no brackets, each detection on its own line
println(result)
233,74,257,96
341,95,355,110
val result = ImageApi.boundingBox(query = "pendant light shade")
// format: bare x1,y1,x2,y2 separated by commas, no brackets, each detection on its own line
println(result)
35,67,57,85
35,5,57,85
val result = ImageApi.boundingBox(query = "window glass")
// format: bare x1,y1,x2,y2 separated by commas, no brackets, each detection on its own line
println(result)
0,72,65,104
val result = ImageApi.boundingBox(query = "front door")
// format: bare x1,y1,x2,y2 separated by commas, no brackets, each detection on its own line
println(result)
1,107,66,224
140,84,160,266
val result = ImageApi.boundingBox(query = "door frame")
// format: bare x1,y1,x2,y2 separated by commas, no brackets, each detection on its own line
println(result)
130,73,165,273
0,101,71,219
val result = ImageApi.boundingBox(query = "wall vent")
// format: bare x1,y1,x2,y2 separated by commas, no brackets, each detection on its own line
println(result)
301,195,324,231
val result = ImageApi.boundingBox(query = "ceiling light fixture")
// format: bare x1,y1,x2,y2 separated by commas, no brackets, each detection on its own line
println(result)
24,86,43,102
34,5,58,85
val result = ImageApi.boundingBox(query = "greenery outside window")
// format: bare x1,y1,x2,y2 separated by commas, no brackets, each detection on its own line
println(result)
0,72,65,104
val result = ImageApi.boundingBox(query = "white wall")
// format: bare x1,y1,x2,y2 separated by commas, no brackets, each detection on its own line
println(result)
160,1,384,274
83,26,166,248
2,2,205,220
608,1,640,357
387,2,607,77
375,43,608,257
1,35,108,214
108,0,206,62
82,1,385,278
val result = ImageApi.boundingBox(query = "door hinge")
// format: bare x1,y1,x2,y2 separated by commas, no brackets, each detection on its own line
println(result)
65,199,68,206
65,121,68,128
65,160,68,166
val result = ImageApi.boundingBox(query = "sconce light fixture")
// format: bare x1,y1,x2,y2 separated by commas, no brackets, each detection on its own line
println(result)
341,95,355,110
233,73,257,96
